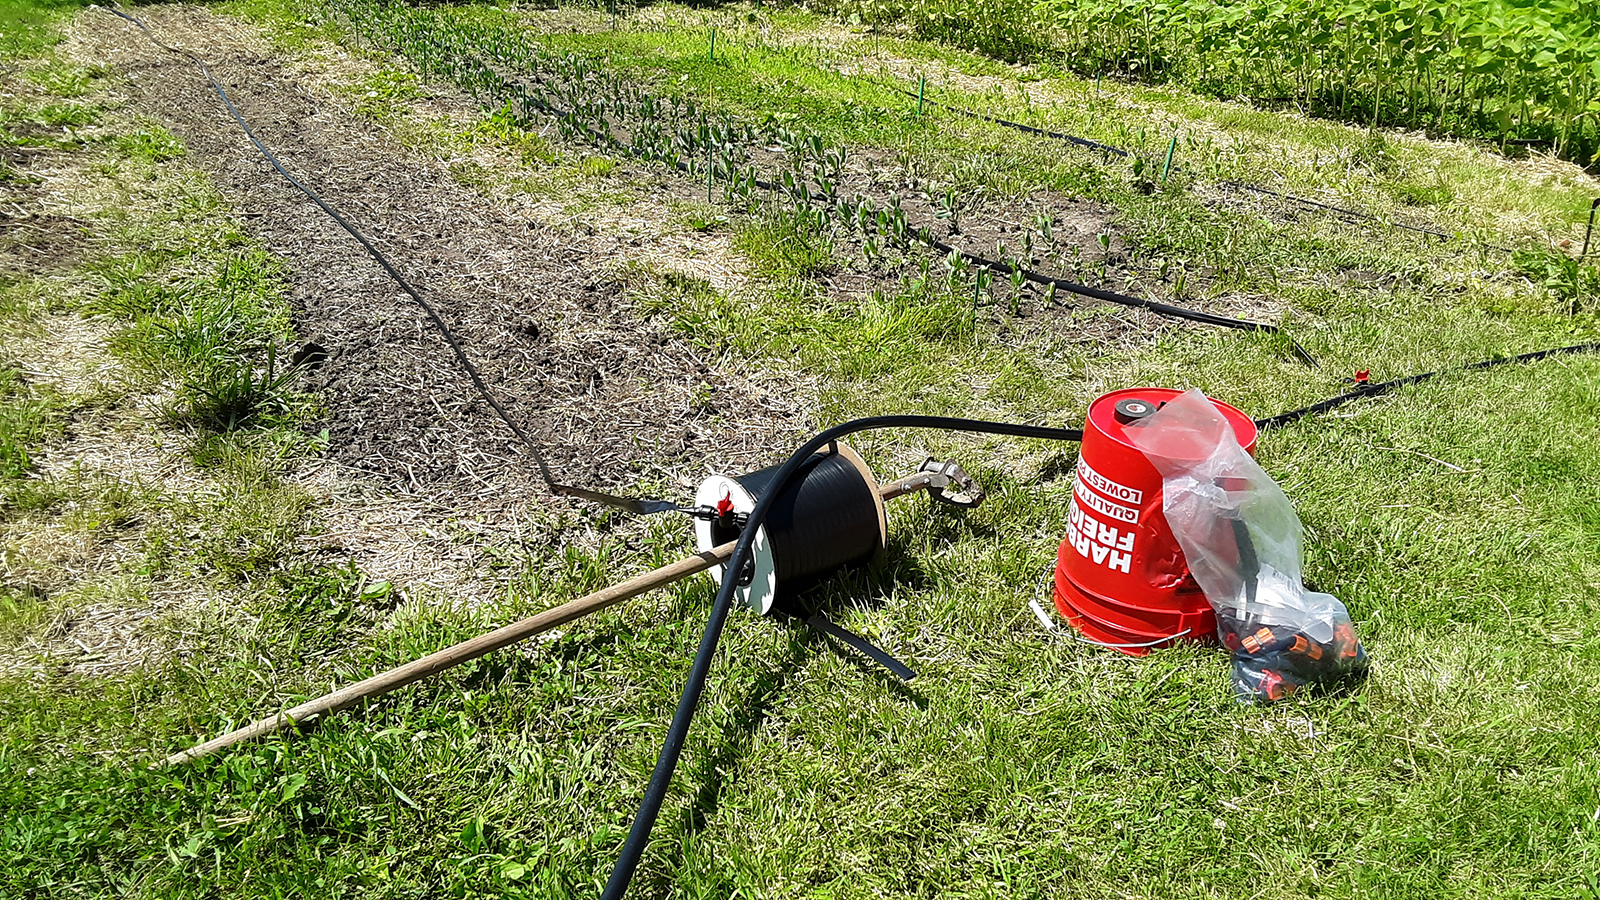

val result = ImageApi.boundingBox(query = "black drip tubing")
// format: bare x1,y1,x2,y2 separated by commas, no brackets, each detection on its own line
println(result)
921,235,1320,368
881,81,1505,251
1254,341,1600,430
717,165,1311,363
96,4,678,516
909,85,1128,158
1581,197,1599,260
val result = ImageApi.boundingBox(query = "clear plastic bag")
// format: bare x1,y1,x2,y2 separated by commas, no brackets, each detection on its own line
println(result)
1125,389,1368,701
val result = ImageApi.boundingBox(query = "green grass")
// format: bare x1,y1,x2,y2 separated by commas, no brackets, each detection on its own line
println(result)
2,1,1599,899
0,0,84,60
0,367,63,484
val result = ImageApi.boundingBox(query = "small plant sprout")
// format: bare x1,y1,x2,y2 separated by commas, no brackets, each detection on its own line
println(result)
937,189,961,234
974,266,993,303
1034,213,1053,244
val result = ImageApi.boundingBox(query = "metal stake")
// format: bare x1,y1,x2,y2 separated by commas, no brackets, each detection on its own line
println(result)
1581,197,1599,260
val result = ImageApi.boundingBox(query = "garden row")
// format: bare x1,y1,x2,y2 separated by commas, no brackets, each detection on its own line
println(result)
321,0,1310,353
810,0,1599,166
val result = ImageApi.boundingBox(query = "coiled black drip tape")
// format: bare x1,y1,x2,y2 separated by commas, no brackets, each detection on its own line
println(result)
695,443,886,611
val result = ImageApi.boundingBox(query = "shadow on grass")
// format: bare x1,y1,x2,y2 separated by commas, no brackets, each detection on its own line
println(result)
678,545,937,836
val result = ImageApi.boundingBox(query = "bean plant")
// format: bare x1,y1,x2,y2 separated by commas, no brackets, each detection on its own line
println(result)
1038,0,1600,164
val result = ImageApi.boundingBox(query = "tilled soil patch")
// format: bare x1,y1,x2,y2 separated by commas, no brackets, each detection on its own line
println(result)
72,7,797,494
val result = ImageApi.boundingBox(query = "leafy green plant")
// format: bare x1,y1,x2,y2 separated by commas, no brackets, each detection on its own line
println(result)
901,0,1054,63
1514,247,1600,314
1030,0,1600,164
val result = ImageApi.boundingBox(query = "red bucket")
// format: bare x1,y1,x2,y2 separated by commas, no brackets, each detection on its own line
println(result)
1053,388,1257,655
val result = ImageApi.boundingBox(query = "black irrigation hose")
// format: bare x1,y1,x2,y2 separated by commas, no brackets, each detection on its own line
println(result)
914,86,1129,158
98,5,677,515
600,414,1084,900
1220,179,1453,244
885,81,1507,251
919,234,1320,368
1253,341,1600,430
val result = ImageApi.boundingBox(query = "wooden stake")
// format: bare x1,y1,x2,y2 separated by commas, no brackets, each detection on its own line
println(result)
158,480,934,768
155,542,737,769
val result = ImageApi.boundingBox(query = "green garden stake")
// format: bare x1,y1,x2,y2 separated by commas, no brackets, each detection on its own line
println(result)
917,77,926,118
709,28,716,63
1161,135,1177,183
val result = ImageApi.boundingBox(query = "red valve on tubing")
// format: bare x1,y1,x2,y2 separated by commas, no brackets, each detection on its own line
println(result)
1053,388,1258,655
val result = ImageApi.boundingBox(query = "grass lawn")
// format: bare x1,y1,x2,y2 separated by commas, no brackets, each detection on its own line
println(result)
2,1,1599,898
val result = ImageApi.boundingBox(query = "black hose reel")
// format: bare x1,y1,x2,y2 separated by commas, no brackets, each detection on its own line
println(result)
692,442,887,614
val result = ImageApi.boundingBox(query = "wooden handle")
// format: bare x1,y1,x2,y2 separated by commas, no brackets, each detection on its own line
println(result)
154,541,736,768
155,477,939,769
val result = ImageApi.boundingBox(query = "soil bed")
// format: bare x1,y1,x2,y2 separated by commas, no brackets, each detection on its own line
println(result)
73,7,794,494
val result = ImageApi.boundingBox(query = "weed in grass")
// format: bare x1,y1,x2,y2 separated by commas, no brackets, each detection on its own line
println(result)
24,59,107,98
0,0,80,61
177,343,306,432
113,126,186,163
733,213,834,279
1514,247,1600,315
468,105,559,164
1383,174,1454,209
680,202,729,232
85,251,186,318
346,68,422,121
140,474,312,582
578,154,616,177
24,100,99,129
632,266,735,350
98,249,304,432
